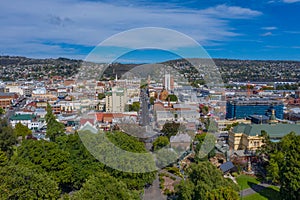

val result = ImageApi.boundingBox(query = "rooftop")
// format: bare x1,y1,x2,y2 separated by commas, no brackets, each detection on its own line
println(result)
10,114,35,121
233,123,300,138
228,98,283,106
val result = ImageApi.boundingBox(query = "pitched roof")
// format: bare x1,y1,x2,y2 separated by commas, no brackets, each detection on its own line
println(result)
95,113,104,121
10,114,34,121
233,123,300,138
220,161,235,173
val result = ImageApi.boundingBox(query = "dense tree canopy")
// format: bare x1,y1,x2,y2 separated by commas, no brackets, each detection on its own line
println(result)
0,150,8,166
79,131,157,190
176,162,239,200
0,164,60,199
1,121,158,199
72,172,140,200
16,140,74,191
0,118,16,156
264,132,300,200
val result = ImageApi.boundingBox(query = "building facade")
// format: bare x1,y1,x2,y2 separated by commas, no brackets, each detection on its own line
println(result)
229,123,300,150
105,87,127,113
226,98,284,119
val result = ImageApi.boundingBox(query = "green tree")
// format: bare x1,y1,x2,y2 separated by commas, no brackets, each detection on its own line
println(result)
16,140,74,192
167,94,178,102
14,122,31,140
176,180,194,200
201,105,209,115
153,136,170,151
194,133,216,160
161,122,180,139
72,172,139,200
79,131,156,190
263,132,300,199
0,164,60,199
55,132,105,190
0,150,8,166
206,187,240,200
278,132,300,199
267,152,282,184
0,118,16,156
176,162,239,200
97,93,105,100
45,103,65,141
0,107,4,115
149,97,155,105
129,102,140,112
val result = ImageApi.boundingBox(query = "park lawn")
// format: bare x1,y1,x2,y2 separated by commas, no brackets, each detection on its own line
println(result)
242,186,280,200
236,175,260,190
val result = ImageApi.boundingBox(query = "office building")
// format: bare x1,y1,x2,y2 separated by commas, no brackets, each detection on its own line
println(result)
226,98,284,119
105,87,127,113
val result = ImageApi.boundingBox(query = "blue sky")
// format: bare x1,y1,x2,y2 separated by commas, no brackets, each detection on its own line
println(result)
0,0,300,62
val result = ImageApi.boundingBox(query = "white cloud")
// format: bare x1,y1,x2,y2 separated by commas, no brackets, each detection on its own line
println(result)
282,0,300,3
0,0,262,58
261,32,273,36
202,4,262,19
262,26,277,30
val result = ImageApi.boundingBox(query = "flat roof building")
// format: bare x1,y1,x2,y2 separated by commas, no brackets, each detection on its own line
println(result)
226,98,284,119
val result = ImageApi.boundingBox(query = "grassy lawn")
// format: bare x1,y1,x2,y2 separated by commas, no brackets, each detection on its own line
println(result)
236,175,260,190
242,186,280,200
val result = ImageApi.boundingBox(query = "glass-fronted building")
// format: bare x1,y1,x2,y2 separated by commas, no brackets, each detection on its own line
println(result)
226,98,284,119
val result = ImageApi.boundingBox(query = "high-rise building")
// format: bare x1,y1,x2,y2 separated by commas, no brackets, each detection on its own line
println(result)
105,87,127,112
226,98,284,119
163,73,174,91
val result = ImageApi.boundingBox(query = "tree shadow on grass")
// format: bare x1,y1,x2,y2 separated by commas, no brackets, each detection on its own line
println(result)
248,182,280,200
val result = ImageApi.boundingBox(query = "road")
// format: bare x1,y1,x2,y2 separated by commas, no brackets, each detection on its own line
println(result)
3,96,26,120
140,89,150,126
143,175,166,200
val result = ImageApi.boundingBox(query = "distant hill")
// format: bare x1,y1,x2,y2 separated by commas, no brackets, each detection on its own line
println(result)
0,56,299,82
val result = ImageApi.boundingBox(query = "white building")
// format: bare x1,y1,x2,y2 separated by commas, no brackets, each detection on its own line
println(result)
105,87,127,112
5,85,24,95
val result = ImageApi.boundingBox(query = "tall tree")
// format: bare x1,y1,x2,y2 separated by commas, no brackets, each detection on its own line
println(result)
14,122,31,140
278,132,300,199
0,118,16,156
45,103,65,141
263,132,300,199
